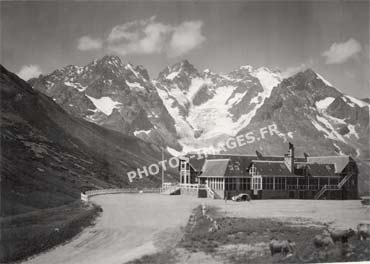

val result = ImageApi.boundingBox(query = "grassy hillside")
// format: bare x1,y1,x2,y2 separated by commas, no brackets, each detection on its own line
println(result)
1,64,176,216
0,201,101,263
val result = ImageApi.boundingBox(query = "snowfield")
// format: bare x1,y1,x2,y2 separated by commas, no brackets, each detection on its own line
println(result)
85,95,122,116
22,194,369,264
155,65,283,152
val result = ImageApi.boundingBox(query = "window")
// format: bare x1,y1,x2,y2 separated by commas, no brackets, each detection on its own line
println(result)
240,178,247,191
275,177,286,190
234,161,240,171
263,177,273,190
246,178,251,190
250,165,257,176
252,176,262,190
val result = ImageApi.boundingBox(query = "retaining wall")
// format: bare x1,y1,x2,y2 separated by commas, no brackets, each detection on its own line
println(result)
81,188,160,202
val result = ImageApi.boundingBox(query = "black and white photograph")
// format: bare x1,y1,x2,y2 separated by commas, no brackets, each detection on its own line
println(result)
1,1,369,263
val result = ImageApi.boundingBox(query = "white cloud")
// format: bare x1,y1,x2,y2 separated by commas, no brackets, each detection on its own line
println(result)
281,59,313,78
108,17,172,55
77,36,103,51
167,20,206,57
106,17,205,57
17,65,42,80
322,38,362,64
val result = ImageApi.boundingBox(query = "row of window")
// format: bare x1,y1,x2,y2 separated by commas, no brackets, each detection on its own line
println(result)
262,177,286,190
208,177,342,191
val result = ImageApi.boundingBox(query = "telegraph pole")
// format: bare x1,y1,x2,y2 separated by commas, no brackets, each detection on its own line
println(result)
161,148,164,187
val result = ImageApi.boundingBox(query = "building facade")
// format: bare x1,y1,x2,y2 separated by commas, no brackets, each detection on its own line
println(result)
177,143,358,200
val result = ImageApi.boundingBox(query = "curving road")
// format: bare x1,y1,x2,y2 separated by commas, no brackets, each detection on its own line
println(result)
22,194,368,264
23,194,200,264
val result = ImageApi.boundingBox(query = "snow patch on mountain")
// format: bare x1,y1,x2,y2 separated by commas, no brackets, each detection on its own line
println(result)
333,142,345,155
343,95,369,108
134,129,151,136
316,73,333,87
323,112,346,124
125,64,139,78
187,85,237,138
85,95,122,115
227,91,248,106
315,97,335,110
250,67,282,96
240,65,253,71
166,70,181,80
345,124,359,139
166,146,182,156
315,115,346,142
64,81,87,92
126,80,145,91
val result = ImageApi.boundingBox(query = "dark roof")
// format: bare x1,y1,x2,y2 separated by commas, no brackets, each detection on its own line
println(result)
186,154,287,172
306,163,336,176
307,156,350,173
200,159,230,177
252,161,337,177
253,161,292,176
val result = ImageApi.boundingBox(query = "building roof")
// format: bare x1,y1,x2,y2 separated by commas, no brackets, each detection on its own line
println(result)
200,159,230,177
253,161,293,176
307,156,350,173
186,154,287,172
185,152,349,177
305,163,336,176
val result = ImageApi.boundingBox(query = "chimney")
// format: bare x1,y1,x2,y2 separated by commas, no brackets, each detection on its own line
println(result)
284,142,295,173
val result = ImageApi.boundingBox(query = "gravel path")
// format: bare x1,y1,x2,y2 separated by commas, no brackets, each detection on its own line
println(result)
22,194,200,264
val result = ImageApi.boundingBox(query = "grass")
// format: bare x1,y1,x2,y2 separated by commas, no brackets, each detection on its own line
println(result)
0,200,101,263
130,205,370,263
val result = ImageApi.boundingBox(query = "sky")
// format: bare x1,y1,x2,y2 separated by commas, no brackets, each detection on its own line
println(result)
1,1,369,98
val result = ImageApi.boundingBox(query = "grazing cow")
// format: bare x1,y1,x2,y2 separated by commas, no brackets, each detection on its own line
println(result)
313,234,334,248
269,238,294,256
328,228,355,244
357,222,370,240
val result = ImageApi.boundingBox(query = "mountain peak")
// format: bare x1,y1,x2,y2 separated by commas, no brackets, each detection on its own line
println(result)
303,68,316,76
301,69,333,87
173,59,197,73
96,55,123,67
239,65,254,71
157,59,199,81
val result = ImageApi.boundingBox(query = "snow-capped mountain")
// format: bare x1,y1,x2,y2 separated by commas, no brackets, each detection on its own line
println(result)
30,55,181,150
30,56,369,161
234,69,369,159
154,60,282,152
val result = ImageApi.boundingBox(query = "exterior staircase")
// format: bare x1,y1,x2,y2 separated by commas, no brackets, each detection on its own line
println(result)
160,183,180,195
205,185,222,199
338,174,352,189
206,186,215,199
315,174,352,200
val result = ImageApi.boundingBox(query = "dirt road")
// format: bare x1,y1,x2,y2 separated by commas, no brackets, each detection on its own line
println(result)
22,194,369,264
22,194,200,264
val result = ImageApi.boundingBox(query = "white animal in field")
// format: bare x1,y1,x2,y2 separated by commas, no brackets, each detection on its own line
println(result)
269,238,294,256
357,221,370,240
327,228,355,243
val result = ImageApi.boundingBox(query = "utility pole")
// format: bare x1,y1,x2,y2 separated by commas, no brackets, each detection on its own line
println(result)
161,148,164,188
